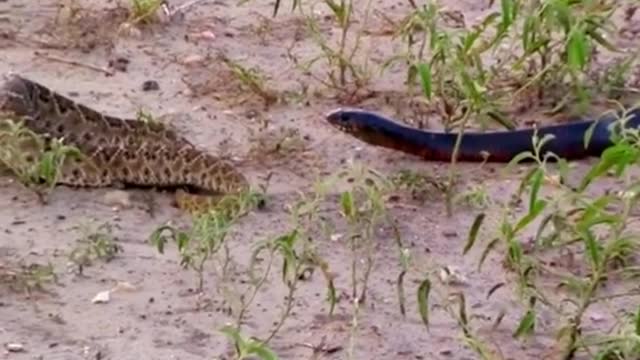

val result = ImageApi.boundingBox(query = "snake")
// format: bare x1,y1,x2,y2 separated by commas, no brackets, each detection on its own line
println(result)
325,107,640,162
0,73,251,214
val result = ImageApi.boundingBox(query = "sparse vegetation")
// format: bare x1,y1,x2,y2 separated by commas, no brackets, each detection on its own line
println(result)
286,0,375,98
461,106,640,358
2,0,640,359
128,0,164,24
0,261,57,295
219,53,281,107
0,118,82,203
68,221,122,275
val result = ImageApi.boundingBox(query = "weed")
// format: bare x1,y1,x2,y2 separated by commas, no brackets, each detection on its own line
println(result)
247,124,309,161
135,108,160,124
218,54,280,107
150,189,265,292
150,201,238,293
152,188,331,359
454,183,494,210
0,261,57,295
220,325,280,360
6,0,640,358
379,0,637,216
68,222,122,275
128,0,163,24
390,168,448,202
0,118,82,202
282,0,375,97
288,164,411,358
465,105,640,357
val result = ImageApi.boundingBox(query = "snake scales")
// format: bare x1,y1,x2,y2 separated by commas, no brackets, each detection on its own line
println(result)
0,73,250,214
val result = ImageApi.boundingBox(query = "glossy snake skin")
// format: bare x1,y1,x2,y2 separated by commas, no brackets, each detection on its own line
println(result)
326,107,640,162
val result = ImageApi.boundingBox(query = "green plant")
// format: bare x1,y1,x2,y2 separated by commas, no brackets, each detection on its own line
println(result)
390,168,448,202
128,0,163,24
150,204,236,292
152,191,333,359
465,105,640,357
0,261,58,295
0,118,82,202
281,0,375,96
220,325,280,360
68,222,122,275
218,54,280,107
288,164,415,358
378,0,636,216
454,183,494,209
149,190,266,292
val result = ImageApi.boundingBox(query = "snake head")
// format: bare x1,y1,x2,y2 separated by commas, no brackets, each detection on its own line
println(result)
325,108,372,134
326,108,412,151
0,73,38,116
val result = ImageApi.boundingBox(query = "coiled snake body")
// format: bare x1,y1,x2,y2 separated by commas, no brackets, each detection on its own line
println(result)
326,108,640,162
0,73,249,213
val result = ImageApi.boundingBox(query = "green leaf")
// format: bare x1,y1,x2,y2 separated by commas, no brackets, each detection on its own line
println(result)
244,343,280,360
522,15,536,53
635,305,640,335
464,213,485,255
584,119,599,149
417,62,432,99
456,293,469,337
397,270,407,317
480,12,503,49
528,168,544,213
514,199,547,233
581,229,601,270
579,144,639,191
478,238,499,271
533,214,554,246
417,278,431,329
176,232,190,252
406,64,418,89
148,225,175,254
274,231,299,284
552,1,572,33
459,70,483,103
220,325,280,360
567,27,588,72
587,28,619,53
487,110,516,130
500,0,514,30
513,309,536,338
506,151,536,169
507,240,522,267
340,191,356,220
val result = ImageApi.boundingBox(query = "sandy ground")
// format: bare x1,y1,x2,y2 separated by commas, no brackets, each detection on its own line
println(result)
1,1,639,359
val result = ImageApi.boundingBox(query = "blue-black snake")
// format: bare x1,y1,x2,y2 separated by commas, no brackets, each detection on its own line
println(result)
326,107,640,162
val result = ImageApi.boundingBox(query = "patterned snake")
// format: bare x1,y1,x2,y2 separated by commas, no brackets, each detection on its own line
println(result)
326,107,640,162
0,73,250,214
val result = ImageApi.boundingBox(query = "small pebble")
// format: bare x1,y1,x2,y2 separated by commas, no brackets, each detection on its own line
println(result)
442,230,458,237
108,56,130,72
5,343,24,352
102,190,132,209
118,22,142,39
142,80,160,91
91,290,111,304
180,54,206,65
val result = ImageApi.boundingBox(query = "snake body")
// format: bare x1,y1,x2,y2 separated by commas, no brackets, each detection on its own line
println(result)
0,73,249,212
326,108,640,162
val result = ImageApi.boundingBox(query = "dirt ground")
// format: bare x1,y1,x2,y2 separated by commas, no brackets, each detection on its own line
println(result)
1,1,640,359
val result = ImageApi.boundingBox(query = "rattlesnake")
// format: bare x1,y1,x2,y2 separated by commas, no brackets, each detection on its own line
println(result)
0,73,250,213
